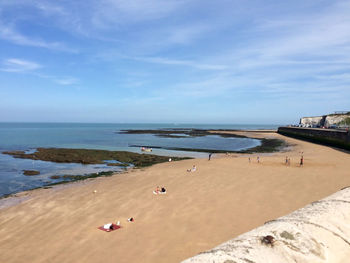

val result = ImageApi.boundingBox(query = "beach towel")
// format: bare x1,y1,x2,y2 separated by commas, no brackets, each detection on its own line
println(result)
153,191,167,195
98,223,121,232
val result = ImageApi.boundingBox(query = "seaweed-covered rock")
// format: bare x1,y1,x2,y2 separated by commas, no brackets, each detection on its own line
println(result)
23,170,40,176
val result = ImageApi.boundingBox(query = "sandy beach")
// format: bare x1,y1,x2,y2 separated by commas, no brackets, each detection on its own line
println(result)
1,131,350,263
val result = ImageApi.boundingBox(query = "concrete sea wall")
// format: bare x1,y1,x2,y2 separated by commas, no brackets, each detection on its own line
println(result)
182,187,350,263
277,127,350,150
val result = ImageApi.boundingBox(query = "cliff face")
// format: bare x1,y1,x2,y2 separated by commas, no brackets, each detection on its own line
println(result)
299,116,325,127
300,113,349,127
324,115,349,127
182,187,350,263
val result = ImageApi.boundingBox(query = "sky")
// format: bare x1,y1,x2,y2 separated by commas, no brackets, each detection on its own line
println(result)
0,0,350,124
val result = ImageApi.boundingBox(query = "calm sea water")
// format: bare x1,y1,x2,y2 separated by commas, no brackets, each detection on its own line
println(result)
0,123,278,197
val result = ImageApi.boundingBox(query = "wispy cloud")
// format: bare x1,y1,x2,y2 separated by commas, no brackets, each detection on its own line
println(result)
133,56,227,70
92,0,187,28
236,2,350,64
0,58,41,72
0,22,77,52
36,73,80,86
34,1,68,17
0,58,79,86
54,77,79,86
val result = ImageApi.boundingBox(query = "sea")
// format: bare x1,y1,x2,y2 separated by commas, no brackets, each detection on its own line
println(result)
0,123,279,197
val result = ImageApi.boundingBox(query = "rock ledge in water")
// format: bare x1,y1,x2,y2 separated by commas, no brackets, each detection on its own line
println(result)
23,170,40,176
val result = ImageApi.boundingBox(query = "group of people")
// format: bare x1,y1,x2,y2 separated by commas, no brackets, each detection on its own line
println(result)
248,156,260,163
247,154,304,167
285,153,304,167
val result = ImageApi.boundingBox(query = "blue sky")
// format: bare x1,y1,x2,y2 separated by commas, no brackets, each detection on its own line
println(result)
1,0,349,124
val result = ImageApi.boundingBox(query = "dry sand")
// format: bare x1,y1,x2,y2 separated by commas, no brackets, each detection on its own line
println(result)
1,132,350,263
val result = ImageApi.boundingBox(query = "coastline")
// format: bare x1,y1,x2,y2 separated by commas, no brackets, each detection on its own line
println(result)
0,130,281,199
1,130,350,263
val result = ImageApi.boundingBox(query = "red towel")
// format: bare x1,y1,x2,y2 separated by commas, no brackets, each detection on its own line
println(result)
98,224,121,232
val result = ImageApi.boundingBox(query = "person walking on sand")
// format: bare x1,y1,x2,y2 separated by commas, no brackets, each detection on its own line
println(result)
208,153,212,161
257,156,260,163
300,155,304,166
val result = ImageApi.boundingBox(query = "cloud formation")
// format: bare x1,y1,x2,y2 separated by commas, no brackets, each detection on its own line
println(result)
1,58,41,72
0,0,349,122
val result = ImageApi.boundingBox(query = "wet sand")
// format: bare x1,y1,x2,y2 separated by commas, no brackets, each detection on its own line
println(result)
1,132,350,263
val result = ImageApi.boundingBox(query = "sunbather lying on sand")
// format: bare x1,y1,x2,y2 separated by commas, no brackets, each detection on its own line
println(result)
98,222,121,232
153,186,166,194
187,165,197,172
103,223,115,231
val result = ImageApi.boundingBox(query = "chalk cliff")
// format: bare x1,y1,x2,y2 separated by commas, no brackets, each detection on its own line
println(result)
299,116,324,127
299,113,349,127
182,187,350,263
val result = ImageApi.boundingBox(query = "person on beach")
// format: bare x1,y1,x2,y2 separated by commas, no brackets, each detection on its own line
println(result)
248,157,251,163
208,153,212,161
257,156,260,163
103,223,114,231
285,156,288,165
154,186,166,194
128,217,134,222
300,156,304,166
187,165,196,172
155,186,160,194
154,185,168,194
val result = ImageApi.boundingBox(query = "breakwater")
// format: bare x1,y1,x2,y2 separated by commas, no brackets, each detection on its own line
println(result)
182,187,350,263
277,127,350,150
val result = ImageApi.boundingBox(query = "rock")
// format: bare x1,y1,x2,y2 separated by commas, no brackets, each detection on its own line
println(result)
300,112,350,128
23,170,40,176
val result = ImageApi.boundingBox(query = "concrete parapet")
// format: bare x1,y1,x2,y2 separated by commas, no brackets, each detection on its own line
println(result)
277,127,350,150
182,187,350,263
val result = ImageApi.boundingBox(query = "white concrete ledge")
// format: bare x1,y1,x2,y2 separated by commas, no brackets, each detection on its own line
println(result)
182,187,350,263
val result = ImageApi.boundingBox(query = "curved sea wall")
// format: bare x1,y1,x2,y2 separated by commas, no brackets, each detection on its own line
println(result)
182,187,350,263
277,127,350,150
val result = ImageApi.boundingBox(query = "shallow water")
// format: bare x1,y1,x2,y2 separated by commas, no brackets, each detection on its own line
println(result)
0,123,279,197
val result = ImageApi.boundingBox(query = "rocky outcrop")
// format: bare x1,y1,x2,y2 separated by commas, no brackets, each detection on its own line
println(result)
325,115,350,127
182,187,350,263
299,116,325,127
299,113,350,128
